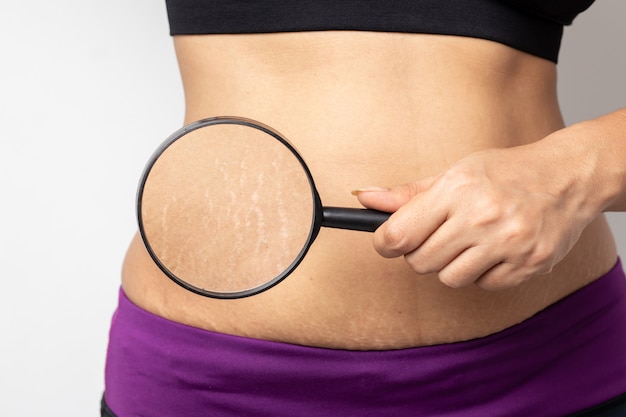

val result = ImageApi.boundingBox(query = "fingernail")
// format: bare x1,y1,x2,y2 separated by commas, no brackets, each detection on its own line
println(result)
351,186,390,195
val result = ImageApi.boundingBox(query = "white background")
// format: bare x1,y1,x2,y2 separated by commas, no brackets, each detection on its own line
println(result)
0,1,624,415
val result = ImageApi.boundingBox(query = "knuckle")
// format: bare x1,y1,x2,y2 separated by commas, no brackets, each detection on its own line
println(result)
476,274,517,291
501,216,533,243
405,255,435,276
469,202,504,228
526,248,556,274
437,270,467,289
512,238,559,274
441,168,475,194
477,263,538,291
528,250,551,268
476,276,509,291
380,223,411,253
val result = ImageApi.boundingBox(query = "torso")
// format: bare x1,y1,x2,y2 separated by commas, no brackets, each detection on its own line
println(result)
122,31,617,350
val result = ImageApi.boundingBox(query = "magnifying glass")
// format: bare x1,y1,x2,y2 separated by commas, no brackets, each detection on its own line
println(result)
137,116,390,299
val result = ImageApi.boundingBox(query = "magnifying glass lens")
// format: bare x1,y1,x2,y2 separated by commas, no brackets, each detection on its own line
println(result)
140,122,315,297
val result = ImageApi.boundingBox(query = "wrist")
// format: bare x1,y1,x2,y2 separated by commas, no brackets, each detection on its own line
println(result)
537,114,626,216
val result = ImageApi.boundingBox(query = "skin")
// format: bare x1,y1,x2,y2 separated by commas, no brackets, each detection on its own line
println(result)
358,122,626,291
122,31,625,350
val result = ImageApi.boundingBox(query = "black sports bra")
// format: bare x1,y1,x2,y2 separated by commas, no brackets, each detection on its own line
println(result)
165,0,595,63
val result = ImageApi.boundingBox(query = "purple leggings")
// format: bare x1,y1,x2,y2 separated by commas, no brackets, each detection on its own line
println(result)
104,259,626,417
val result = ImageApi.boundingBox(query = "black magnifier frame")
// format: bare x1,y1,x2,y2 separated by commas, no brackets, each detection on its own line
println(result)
137,116,390,299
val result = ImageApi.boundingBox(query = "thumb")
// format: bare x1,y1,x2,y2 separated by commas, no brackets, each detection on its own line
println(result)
352,177,435,213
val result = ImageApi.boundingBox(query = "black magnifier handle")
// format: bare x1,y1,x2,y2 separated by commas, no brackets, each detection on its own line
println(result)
322,207,391,232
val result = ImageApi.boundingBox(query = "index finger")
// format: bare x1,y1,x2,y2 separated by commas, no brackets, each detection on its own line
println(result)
372,189,448,258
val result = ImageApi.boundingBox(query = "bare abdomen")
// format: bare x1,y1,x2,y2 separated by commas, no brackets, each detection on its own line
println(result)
121,32,618,349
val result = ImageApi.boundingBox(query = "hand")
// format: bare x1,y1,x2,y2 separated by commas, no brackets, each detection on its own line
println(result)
355,144,596,290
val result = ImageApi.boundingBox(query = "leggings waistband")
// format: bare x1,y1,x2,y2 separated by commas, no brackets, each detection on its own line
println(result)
105,259,626,417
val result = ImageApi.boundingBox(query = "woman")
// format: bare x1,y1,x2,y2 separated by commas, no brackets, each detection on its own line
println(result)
103,1,626,415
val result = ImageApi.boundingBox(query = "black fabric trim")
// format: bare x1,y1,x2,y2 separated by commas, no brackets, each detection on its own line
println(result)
100,394,118,417
165,0,564,62
569,391,626,417
98,389,626,417
498,0,595,25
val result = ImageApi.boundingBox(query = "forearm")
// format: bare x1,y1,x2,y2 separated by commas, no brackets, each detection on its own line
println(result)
536,107,626,215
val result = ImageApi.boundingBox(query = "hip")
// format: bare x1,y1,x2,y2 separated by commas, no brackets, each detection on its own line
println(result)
107,258,626,416
121,213,617,349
